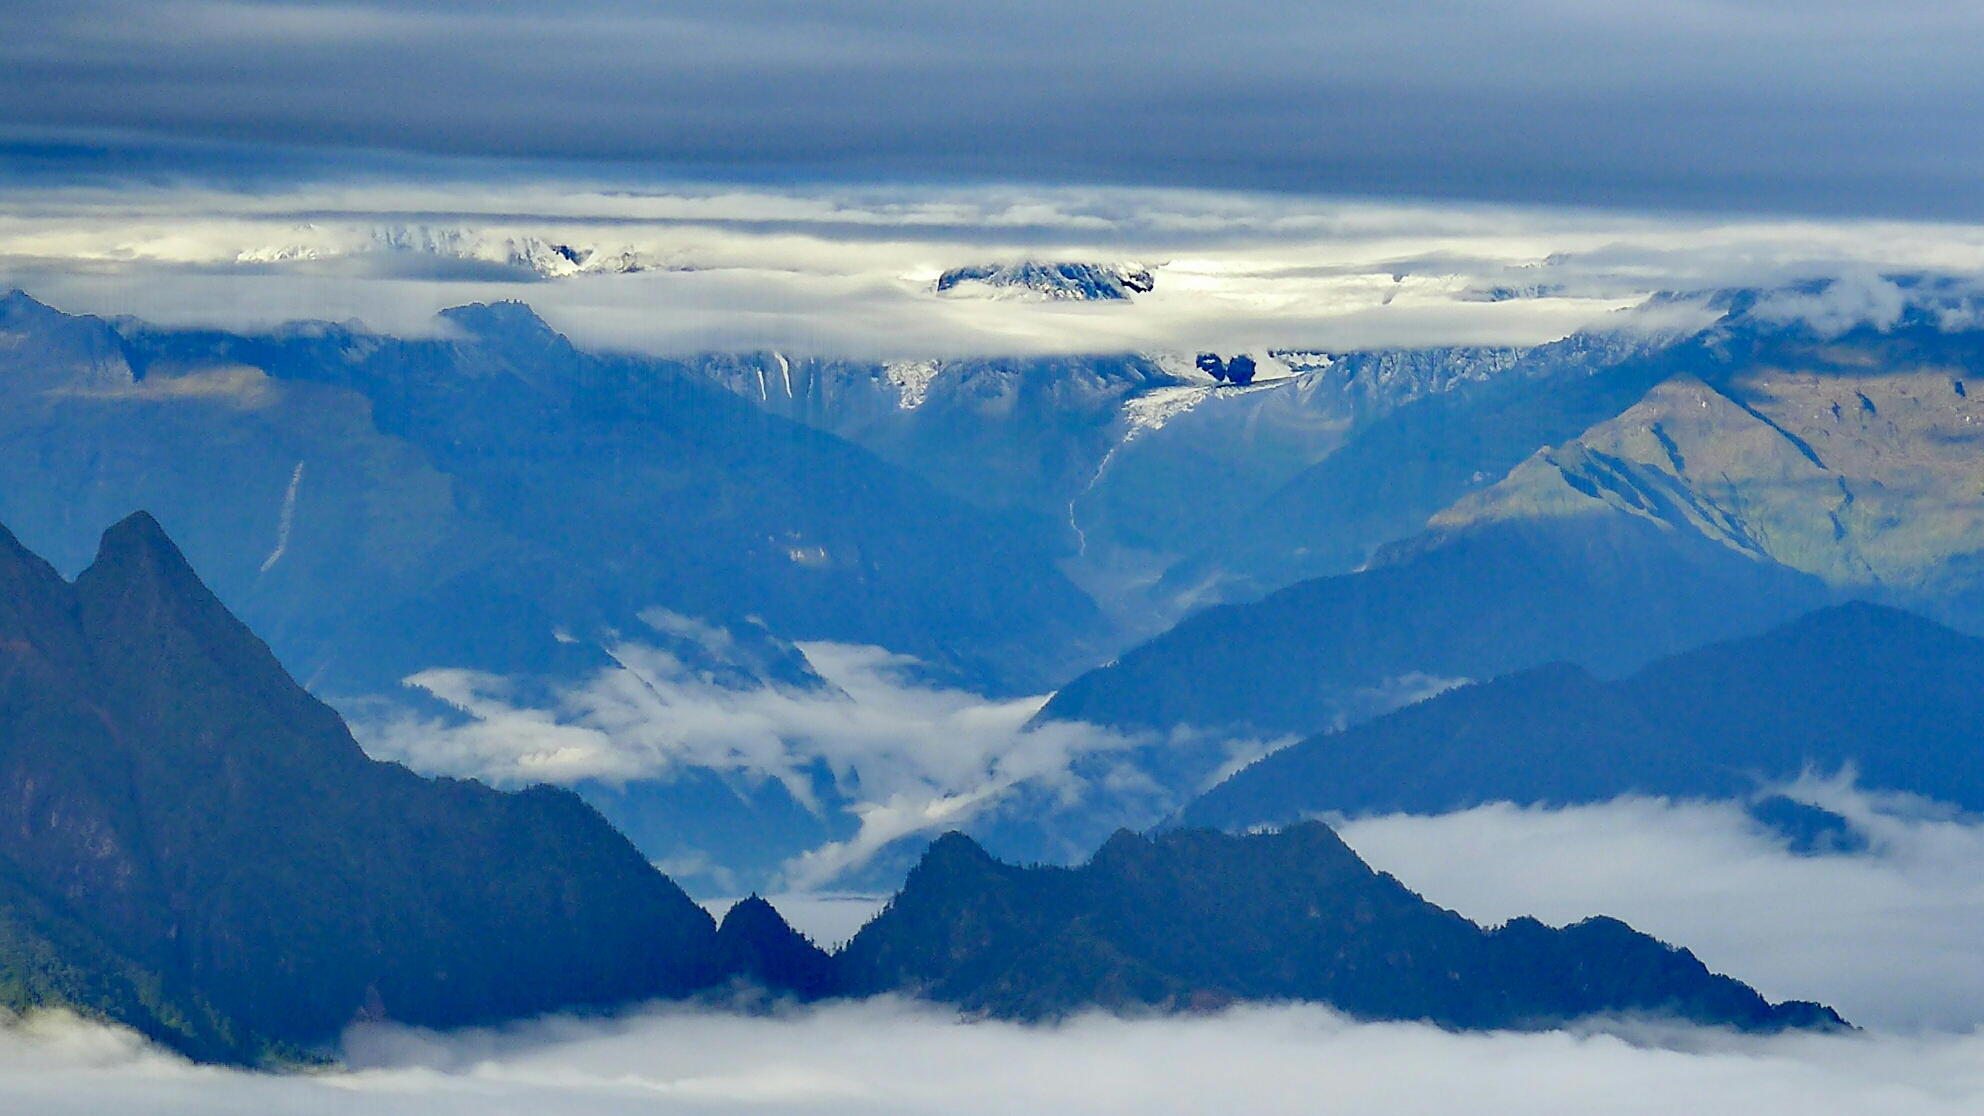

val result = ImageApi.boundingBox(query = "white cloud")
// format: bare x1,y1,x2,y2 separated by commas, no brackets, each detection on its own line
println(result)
10,182,1984,357
8,997,1984,1115
1748,270,1911,336
1336,776,1984,1032
359,627,1161,890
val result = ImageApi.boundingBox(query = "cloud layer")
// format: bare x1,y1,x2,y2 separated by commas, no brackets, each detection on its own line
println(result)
1338,777,1984,1032
7,997,1984,1116
6,2,1984,216
9,179,1984,357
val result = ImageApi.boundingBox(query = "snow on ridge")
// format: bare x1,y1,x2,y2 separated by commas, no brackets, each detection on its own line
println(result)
935,262,1156,301
1122,385,1215,433
884,360,941,409
232,225,660,277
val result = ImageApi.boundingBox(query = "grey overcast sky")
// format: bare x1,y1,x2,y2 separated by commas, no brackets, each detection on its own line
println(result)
4,0,1984,217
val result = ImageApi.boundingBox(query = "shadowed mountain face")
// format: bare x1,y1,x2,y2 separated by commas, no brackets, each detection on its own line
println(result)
1040,513,1832,740
837,825,1843,1032
0,513,721,1060
0,513,1850,1057
0,292,1102,698
1180,602,1984,831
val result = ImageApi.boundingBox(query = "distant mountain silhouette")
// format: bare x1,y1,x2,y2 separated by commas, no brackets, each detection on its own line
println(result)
0,512,723,1062
1041,513,1830,740
838,824,1843,1031
1181,602,1984,831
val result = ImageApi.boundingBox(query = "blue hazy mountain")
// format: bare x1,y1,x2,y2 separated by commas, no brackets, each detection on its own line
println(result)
1178,602,1984,832
1039,514,1832,740
1,513,1844,1056
1147,331,1671,608
0,291,1103,698
838,824,1845,1031
686,344,1552,638
1040,306,1984,749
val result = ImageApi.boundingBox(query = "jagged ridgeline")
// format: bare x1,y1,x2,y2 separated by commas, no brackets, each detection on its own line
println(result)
0,516,1843,1059
839,825,1843,1032
0,513,722,1062
1180,601,1984,832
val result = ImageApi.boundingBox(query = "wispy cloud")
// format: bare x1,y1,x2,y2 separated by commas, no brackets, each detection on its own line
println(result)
357,619,1203,890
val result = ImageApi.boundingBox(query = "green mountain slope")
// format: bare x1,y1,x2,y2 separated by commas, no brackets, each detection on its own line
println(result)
1152,333,1671,607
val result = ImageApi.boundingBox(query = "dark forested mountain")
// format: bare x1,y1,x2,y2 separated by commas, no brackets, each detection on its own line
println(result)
0,512,1850,1058
713,896,839,1001
1180,602,1984,831
1041,514,1831,740
0,513,721,1061
838,824,1843,1031
0,291,1101,697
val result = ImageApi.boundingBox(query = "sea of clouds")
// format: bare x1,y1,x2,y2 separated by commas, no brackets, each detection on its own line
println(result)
7,996,1984,1116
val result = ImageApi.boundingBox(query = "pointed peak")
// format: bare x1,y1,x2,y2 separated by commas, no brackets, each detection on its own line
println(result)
93,510,186,569
75,511,233,631
1,289,61,323
719,893,786,930
922,831,992,864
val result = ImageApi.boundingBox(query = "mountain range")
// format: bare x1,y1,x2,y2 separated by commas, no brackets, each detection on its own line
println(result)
1038,306,1984,759
1178,601,1984,832
0,513,1846,1058
9,283,1984,893
838,824,1843,1032
0,291,1100,699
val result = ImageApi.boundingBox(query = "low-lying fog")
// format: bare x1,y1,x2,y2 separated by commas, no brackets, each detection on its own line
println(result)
6,998,1983,1116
